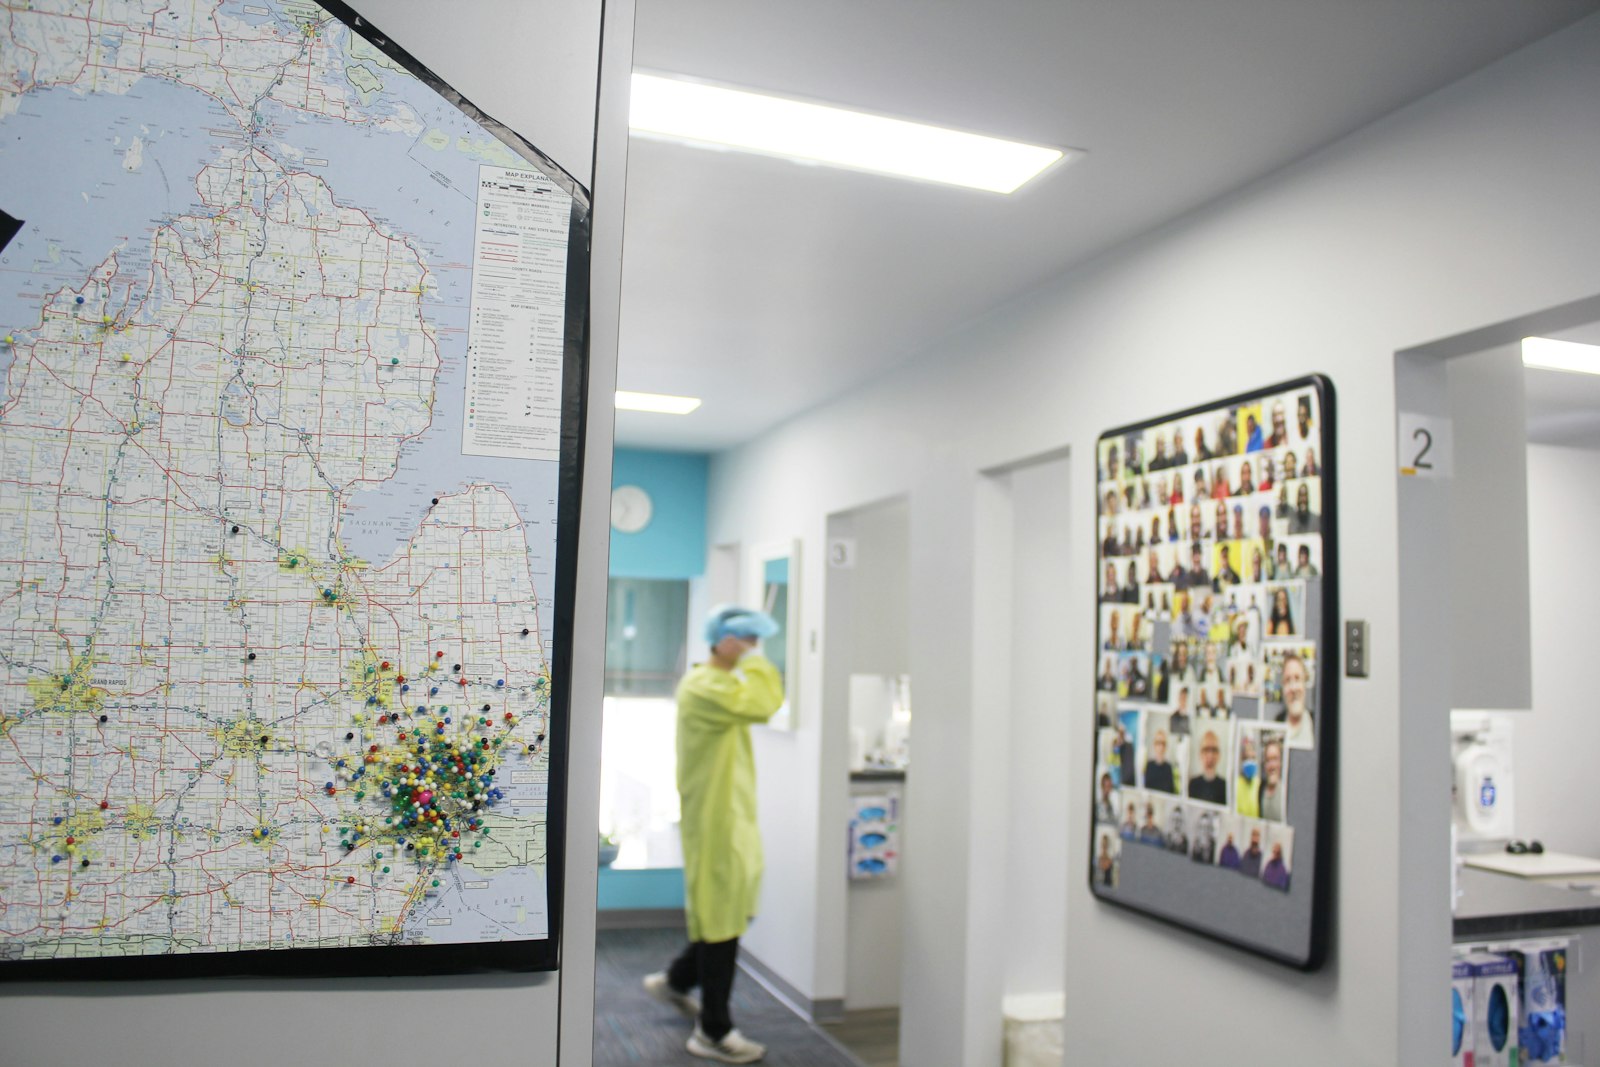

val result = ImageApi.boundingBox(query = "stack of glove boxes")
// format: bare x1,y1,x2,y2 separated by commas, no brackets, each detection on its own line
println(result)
1453,939,1572,1065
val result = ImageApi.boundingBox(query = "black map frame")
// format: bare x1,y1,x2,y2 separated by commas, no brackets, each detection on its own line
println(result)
2,0,590,980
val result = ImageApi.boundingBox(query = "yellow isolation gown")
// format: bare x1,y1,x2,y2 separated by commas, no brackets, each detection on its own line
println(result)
676,653,784,944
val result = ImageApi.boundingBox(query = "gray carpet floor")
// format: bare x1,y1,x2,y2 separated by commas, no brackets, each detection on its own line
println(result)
593,926,863,1066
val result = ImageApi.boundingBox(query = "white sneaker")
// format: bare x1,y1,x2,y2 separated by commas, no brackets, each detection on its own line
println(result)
642,971,700,1019
686,1025,766,1063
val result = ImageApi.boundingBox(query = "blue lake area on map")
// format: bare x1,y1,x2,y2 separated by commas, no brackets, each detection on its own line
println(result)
0,80,231,400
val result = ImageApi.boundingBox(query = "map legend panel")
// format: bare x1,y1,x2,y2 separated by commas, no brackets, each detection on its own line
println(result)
463,165,573,462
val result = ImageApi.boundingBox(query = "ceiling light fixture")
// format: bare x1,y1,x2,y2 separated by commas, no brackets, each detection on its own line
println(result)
1522,336,1600,375
629,72,1073,194
615,390,702,415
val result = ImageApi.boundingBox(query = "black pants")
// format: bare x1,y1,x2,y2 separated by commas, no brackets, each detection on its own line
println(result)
666,937,739,1040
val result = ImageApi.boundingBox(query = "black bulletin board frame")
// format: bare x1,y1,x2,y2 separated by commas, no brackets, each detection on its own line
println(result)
1,0,589,981
1087,375,1336,971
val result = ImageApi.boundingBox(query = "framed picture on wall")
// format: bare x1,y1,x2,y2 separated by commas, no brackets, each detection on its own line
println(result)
746,539,802,731
0,0,589,979
1089,375,1336,970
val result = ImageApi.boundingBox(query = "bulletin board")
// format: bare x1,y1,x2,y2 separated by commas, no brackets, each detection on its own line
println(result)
0,0,589,978
1088,376,1336,970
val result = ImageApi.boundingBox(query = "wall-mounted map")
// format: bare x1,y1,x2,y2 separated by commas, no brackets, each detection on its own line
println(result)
0,0,587,976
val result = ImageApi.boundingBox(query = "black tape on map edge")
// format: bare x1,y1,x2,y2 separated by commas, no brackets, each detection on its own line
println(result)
0,210,20,256
1,0,592,982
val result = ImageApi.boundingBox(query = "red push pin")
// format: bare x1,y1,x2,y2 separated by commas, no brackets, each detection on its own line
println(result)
346,876,356,884
380,661,390,671
99,800,109,810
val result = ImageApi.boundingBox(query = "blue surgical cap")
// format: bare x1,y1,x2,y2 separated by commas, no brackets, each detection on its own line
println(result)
704,604,779,645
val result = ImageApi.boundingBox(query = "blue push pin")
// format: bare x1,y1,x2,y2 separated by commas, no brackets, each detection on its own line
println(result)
75,296,85,305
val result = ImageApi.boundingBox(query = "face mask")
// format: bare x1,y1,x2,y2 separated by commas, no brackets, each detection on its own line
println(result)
1240,759,1258,782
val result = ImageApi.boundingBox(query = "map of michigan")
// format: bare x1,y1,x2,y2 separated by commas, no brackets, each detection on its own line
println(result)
0,0,568,961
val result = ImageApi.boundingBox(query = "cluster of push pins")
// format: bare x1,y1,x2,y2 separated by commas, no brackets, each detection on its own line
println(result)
4,294,129,350
322,642,548,886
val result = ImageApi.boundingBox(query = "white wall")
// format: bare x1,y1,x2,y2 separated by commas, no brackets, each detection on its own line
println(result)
998,457,1073,1001
823,497,911,1011
706,15,1600,1066
1520,442,1600,857
0,3,631,1064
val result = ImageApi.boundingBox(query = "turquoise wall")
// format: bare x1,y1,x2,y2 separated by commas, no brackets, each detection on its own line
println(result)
597,866,685,911
609,448,708,579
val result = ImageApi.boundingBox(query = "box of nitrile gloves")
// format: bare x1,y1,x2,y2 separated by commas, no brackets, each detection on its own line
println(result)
1461,952,1520,1067
1505,940,1568,1065
1452,957,1476,1067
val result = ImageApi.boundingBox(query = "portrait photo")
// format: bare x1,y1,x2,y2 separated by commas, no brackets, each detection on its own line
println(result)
1283,477,1322,535
1264,643,1317,750
1264,580,1306,638
1164,801,1193,855
1139,710,1184,795
1260,822,1295,892
1115,710,1140,787
1234,722,1289,823
1119,650,1153,701
1095,827,1122,889
1118,789,1144,841
1234,818,1268,879
1185,714,1233,808
1096,690,1118,727
1238,401,1266,453
1135,793,1170,847
1279,534,1321,580
1213,811,1246,871
1189,807,1222,865
1094,765,1123,826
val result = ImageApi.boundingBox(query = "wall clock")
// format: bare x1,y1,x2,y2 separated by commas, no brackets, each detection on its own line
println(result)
610,484,653,533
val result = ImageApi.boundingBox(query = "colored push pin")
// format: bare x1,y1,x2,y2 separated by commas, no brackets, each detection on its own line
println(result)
75,295,85,305
430,498,439,506
380,661,390,671
247,652,257,661
99,800,108,810
390,357,399,366
521,628,530,636
452,664,461,672
98,714,108,724
231,525,240,535
2,335,13,346
496,679,505,688
435,651,444,660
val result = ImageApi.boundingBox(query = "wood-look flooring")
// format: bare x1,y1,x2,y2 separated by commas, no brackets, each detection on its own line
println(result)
819,1008,900,1067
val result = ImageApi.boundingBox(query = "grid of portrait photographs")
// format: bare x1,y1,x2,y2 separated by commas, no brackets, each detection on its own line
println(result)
1092,380,1327,926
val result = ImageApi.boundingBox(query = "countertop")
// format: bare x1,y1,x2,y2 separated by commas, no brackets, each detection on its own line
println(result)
1454,865,1600,939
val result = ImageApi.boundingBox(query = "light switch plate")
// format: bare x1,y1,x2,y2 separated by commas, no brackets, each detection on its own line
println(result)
1345,620,1368,678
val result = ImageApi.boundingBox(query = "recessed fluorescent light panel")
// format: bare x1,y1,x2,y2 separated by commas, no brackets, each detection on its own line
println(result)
1522,336,1600,375
615,390,702,415
629,72,1073,194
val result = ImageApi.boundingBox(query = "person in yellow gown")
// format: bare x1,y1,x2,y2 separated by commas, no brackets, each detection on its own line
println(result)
644,604,784,1064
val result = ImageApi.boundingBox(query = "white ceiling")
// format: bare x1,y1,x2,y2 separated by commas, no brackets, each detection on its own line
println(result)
614,0,1599,452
